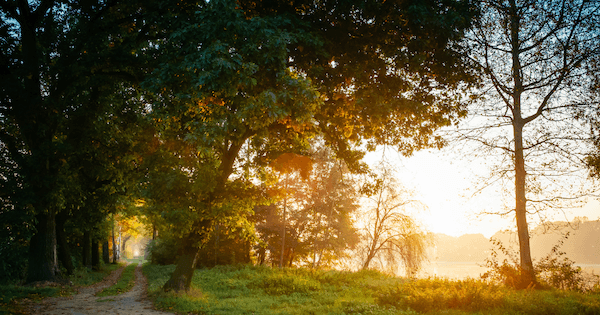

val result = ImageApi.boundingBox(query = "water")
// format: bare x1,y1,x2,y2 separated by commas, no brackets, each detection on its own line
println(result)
418,262,600,280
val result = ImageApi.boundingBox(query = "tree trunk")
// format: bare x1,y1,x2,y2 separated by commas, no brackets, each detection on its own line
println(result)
280,194,287,268
162,243,199,292
513,122,536,287
82,230,92,269
102,240,110,264
112,223,118,263
56,213,74,275
121,234,132,254
92,239,100,270
508,0,536,287
27,212,61,283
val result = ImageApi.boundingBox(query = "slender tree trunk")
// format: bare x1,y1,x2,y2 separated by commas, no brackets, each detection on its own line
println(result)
102,240,110,264
92,239,100,270
280,191,287,268
111,222,118,263
509,0,535,287
82,230,92,269
514,122,535,287
27,212,61,283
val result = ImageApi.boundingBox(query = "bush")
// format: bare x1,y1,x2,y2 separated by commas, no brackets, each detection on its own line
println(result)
482,233,600,292
146,239,179,265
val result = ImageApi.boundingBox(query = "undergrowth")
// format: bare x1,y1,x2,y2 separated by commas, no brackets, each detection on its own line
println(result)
482,233,600,292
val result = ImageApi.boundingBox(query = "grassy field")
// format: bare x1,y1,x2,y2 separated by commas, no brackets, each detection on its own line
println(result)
143,264,600,315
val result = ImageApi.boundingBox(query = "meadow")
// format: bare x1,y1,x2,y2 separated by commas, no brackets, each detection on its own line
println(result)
143,264,600,315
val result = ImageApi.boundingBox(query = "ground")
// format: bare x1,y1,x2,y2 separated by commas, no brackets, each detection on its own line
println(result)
24,263,172,315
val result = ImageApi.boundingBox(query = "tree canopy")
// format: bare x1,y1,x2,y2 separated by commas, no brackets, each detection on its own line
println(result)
1,0,478,288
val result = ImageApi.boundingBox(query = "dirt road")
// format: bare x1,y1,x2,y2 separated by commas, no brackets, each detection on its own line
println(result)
26,263,172,315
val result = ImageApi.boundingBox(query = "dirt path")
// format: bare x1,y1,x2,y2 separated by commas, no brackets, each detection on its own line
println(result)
25,263,173,315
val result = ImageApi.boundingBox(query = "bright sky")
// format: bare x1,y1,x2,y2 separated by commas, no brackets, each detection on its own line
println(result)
364,147,600,238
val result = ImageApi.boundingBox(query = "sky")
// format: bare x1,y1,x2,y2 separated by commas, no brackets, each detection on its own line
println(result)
364,147,600,239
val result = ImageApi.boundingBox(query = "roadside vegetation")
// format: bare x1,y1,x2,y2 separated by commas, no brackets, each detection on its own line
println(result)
143,263,600,315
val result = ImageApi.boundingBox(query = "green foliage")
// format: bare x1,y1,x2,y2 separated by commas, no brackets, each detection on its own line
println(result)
96,264,137,297
146,239,179,266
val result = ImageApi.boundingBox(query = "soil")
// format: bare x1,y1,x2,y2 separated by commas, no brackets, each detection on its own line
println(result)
23,263,173,315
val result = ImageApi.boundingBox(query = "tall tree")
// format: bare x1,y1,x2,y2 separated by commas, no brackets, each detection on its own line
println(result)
142,0,321,291
0,0,155,282
144,0,478,292
460,0,600,287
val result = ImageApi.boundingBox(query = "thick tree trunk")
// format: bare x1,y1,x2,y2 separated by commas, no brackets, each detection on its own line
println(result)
102,241,110,264
56,213,74,275
82,230,92,269
27,212,61,283
92,239,100,270
162,243,199,292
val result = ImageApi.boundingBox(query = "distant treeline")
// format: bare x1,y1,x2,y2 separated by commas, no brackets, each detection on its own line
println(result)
433,219,600,264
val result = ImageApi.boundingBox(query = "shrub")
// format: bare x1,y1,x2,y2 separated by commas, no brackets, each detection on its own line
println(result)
146,238,179,265
482,233,600,292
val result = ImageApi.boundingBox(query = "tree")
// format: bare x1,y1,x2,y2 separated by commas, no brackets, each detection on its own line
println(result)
255,147,360,268
459,0,600,287
141,0,322,291
359,166,429,277
0,0,156,282
142,0,478,292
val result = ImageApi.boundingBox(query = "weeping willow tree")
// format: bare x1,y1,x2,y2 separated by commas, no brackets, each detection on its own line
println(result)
359,166,430,277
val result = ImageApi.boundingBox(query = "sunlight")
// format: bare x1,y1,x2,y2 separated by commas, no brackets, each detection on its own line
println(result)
365,148,514,238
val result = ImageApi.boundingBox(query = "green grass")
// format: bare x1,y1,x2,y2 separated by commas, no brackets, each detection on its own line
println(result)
69,263,122,286
143,264,600,315
96,263,137,297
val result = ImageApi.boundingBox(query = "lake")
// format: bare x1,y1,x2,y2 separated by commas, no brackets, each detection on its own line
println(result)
418,261,600,280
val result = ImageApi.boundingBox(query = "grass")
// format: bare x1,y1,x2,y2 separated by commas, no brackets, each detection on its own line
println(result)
143,264,600,315
0,262,122,314
96,263,138,297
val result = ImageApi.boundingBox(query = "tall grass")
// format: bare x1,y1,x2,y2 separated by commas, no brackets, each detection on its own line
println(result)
144,264,600,315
